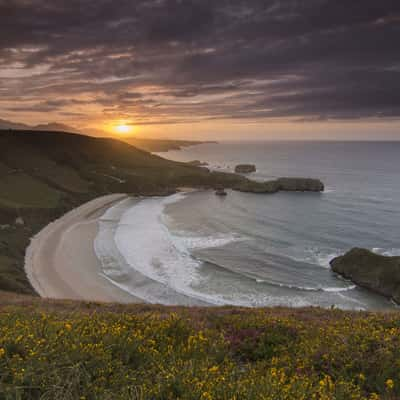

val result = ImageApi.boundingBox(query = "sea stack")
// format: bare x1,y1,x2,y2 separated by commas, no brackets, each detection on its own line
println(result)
330,248,400,303
235,164,256,173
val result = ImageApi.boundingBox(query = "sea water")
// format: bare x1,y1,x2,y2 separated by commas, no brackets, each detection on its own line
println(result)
95,141,400,310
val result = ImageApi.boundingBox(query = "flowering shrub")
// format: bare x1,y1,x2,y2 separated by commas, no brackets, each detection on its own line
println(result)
0,307,399,399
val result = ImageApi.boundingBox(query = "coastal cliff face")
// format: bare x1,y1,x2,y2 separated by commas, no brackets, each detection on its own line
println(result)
330,248,400,303
234,177,324,194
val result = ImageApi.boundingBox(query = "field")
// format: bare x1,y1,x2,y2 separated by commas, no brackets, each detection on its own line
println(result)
0,294,398,400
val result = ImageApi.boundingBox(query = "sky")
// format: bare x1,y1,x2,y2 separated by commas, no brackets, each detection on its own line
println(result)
0,0,400,140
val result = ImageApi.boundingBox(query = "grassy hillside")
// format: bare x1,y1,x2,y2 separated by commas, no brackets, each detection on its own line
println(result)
0,293,398,399
0,130,242,295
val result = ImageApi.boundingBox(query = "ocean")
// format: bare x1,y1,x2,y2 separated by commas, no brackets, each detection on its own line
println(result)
95,141,400,310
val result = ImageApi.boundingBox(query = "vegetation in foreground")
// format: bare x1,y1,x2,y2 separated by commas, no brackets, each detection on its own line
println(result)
0,296,399,400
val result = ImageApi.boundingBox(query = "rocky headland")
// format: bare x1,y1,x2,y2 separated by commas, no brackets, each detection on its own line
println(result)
233,177,324,194
330,248,400,303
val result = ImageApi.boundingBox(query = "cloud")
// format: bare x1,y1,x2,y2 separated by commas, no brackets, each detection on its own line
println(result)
0,0,399,124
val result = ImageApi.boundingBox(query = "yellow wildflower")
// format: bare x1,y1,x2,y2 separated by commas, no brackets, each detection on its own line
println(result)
65,323,72,331
386,379,394,390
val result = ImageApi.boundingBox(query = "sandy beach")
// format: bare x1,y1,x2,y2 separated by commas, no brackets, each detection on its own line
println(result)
25,194,142,303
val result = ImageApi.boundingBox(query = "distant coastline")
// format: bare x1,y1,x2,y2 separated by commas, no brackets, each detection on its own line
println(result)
121,137,218,153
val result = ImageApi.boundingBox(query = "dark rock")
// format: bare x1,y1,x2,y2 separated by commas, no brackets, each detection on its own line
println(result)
330,248,400,303
215,188,227,196
233,177,324,194
187,160,209,167
276,178,324,192
235,164,256,173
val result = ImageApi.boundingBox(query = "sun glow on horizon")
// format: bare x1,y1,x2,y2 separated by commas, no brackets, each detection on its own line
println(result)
115,123,132,134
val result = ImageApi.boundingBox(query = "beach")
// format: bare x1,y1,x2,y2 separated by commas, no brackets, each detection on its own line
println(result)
25,194,142,303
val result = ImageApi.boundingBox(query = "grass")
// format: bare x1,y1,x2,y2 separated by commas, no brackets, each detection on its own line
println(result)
0,256,32,294
0,173,61,209
0,297,399,400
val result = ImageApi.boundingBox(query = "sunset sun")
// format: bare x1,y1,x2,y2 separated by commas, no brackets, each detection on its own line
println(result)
115,124,132,134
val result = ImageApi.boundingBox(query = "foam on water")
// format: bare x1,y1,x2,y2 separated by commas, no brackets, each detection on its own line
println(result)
102,195,322,307
115,194,199,288
286,246,341,269
113,194,235,305
373,248,400,257
95,196,211,305
173,233,245,251
254,279,355,293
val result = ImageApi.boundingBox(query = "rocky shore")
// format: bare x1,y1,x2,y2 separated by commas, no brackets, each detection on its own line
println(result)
330,248,400,303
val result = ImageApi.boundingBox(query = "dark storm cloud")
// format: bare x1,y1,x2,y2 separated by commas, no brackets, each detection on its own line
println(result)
0,0,400,122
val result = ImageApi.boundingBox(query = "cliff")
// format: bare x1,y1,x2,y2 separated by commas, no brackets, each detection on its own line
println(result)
330,248,400,303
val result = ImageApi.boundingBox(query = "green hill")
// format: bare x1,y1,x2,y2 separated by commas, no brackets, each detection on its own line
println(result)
0,130,242,294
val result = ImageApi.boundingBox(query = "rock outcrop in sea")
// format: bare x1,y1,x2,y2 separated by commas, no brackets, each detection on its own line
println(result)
235,164,256,173
233,177,324,194
330,248,400,303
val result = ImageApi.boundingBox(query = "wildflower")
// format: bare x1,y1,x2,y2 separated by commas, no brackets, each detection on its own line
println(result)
386,379,394,390
209,366,219,373
201,392,212,400
65,323,72,331
0,348,5,357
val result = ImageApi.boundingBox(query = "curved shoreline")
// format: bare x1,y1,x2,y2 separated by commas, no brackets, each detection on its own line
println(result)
24,194,142,303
